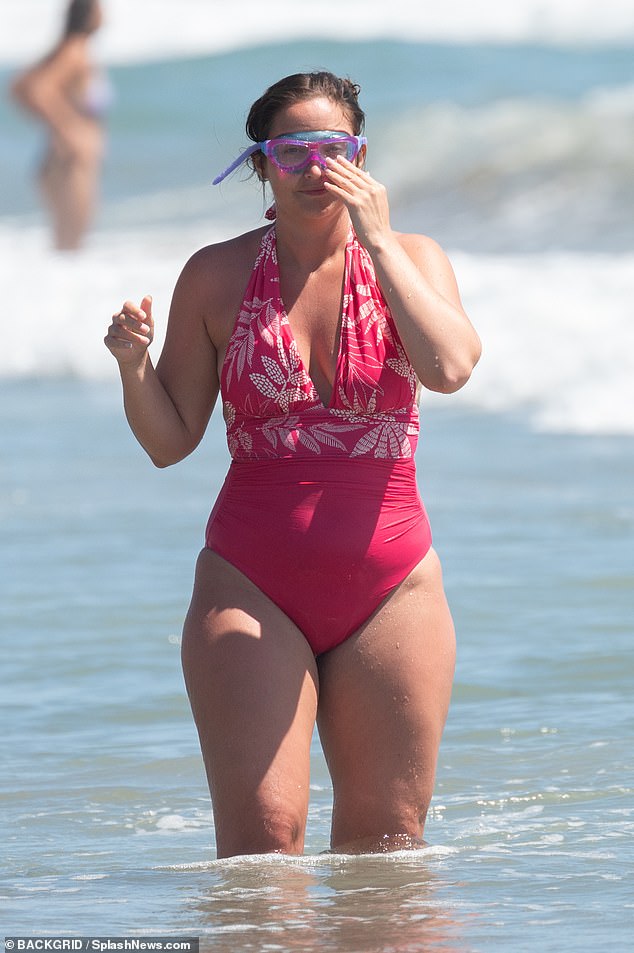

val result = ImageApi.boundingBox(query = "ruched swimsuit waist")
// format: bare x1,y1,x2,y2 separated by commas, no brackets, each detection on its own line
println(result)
204,456,432,654
215,454,417,495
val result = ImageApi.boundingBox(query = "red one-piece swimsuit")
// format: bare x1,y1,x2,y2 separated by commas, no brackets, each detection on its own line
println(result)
205,225,432,655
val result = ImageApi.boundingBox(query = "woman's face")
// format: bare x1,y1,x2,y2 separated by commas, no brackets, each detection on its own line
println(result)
261,95,364,218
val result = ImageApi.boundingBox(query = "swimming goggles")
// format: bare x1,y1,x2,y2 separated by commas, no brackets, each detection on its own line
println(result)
212,130,367,184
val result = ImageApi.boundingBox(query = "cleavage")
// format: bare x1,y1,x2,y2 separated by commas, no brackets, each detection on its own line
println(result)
281,262,345,406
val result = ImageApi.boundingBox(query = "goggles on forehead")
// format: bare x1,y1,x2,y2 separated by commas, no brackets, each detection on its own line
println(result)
212,130,367,185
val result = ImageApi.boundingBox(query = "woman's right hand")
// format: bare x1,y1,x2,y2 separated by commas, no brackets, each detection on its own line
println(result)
104,295,154,366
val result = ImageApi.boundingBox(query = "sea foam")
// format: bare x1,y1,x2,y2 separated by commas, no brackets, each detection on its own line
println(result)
2,222,632,436
2,0,634,67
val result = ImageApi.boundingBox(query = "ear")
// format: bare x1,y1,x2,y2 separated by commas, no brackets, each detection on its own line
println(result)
356,144,367,169
253,153,267,182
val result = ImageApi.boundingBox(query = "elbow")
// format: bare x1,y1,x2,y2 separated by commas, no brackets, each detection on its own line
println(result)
10,75,54,119
147,437,200,469
10,75,38,110
9,77,26,107
432,369,472,394
149,451,182,469
430,338,482,394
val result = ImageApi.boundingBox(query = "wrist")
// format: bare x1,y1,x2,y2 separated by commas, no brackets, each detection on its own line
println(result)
119,350,151,381
363,229,400,259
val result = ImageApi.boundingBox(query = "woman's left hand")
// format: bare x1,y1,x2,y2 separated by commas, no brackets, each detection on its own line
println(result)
324,156,392,250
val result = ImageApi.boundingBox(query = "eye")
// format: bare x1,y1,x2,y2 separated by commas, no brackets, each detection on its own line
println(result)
322,141,350,159
274,143,308,164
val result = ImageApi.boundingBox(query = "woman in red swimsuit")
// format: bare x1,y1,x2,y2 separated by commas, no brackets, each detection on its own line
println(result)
105,71,481,858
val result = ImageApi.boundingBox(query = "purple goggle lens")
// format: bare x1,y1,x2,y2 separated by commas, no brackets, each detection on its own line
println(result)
213,130,366,185
263,133,365,172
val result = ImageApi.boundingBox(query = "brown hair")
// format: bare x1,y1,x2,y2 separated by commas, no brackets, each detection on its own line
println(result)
245,71,365,144
64,0,99,36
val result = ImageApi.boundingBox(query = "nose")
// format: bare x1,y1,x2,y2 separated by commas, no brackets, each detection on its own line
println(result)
303,148,326,173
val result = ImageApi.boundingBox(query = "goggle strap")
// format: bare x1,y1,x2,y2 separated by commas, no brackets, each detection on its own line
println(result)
212,143,261,185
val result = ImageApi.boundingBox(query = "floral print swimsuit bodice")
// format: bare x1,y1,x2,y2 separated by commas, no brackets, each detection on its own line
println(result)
220,226,421,461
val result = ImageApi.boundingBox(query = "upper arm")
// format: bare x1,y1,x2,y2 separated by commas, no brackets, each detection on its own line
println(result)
392,232,481,391
154,248,222,450
398,233,467,314
11,44,84,111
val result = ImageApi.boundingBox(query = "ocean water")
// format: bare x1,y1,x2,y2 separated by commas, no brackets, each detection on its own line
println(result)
1,2,633,950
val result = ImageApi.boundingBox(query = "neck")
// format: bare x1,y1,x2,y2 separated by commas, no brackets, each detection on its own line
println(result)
273,209,351,269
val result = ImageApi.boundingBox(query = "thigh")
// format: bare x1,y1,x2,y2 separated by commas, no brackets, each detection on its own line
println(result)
182,549,319,858
316,548,456,852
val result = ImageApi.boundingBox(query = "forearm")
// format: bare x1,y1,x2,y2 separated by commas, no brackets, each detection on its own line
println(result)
118,355,198,468
369,234,481,393
322,158,480,392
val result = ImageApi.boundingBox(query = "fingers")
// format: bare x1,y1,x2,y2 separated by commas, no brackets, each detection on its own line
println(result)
111,305,152,341
324,157,385,205
325,155,372,184
104,297,154,358
118,297,152,328
324,158,390,246
140,294,153,321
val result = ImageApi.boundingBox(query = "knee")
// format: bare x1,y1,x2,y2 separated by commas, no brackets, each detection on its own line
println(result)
262,807,306,853
215,804,307,859
330,791,431,854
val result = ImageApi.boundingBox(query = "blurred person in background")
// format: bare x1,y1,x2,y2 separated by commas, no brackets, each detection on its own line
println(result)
9,0,110,250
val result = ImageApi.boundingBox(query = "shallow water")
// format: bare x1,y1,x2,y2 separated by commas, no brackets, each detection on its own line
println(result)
2,7,634,946
2,381,632,950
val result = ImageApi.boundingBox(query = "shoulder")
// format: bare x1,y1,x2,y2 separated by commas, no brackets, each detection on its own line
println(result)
58,35,92,62
185,227,267,276
21,38,88,85
395,231,449,263
392,231,464,303
169,227,269,338
177,227,267,301
395,230,458,279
